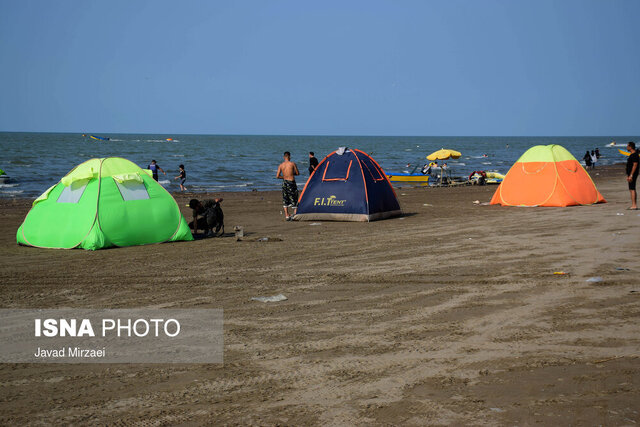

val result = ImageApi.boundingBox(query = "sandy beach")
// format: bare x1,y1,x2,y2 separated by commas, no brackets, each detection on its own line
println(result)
0,164,638,425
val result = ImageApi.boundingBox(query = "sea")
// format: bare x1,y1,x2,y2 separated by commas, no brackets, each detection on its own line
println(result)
0,132,636,198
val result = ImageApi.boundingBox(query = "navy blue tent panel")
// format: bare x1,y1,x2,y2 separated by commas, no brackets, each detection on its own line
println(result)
294,148,401,222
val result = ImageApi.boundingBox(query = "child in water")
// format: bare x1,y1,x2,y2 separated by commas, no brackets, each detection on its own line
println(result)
174,164,187,191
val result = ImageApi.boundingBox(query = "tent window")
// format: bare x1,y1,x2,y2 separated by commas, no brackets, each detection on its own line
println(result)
57,182,88,203
115,180,150,201
322,160,352,181
361,159,385,181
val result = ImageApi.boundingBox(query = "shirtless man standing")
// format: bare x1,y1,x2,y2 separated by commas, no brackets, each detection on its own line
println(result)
276,151,300,221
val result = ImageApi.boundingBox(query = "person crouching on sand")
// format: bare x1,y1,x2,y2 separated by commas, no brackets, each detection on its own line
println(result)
277,151,300,221
188,198,224,237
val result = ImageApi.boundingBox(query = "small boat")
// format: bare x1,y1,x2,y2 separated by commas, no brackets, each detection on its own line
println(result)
386,172,430,185
89,135,110,141
469,170,505,185
485,171,505,184
619,148,631,157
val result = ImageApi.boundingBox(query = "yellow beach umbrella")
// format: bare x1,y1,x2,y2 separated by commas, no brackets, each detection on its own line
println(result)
426,148,462,161
426,148,461,186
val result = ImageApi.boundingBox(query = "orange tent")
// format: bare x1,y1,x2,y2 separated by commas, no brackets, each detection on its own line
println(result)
490,144,606,207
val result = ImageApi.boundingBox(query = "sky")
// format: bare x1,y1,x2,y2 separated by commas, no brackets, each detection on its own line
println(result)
0,0,639,136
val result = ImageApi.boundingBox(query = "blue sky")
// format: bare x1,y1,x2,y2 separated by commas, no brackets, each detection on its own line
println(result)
1,0,638,135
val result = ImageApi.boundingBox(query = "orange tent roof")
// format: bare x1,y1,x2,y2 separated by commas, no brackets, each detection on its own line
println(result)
490,144,606,207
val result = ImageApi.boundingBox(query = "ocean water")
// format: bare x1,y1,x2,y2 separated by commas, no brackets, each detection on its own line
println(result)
0,132,635,198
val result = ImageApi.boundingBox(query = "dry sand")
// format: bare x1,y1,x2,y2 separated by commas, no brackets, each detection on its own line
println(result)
0,165,638,425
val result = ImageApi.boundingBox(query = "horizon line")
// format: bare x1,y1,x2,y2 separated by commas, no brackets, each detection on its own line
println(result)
0,130,636,139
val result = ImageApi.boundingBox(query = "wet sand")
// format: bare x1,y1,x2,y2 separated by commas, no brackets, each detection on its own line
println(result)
0,165,639,425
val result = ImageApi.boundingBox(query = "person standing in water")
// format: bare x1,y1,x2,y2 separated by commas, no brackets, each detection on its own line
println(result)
308,152,319,175
174,164,187,191
148,160,166,181
583,151,592,169
277,151,300,221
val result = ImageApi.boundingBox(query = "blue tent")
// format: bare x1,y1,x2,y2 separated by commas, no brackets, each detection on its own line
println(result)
294,148,402,221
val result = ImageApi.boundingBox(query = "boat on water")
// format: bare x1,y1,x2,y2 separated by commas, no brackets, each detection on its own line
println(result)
485,171,505,184
386,163,432,185
386,172,430,185
89,135,110,141
469,170,505,185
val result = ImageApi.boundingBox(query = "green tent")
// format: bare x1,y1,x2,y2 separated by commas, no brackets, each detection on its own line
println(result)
17,157,193,250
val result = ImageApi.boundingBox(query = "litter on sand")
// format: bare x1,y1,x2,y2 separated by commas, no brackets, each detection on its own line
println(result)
553,271,569,275
251,294,288,302
586,277,603,283
615,267,630,271
234,226,244,240
309,223,322,226
256,237,283,242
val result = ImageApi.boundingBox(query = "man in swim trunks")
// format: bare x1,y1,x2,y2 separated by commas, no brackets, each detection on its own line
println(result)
188,198,224,237
277,151,300,221
148,160,166,181
626,141,638,210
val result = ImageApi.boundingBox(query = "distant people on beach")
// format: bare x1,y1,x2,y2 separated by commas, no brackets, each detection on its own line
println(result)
148,160,166,181
429,161,438,177
188,198,224,237
277,151,300,221
309,152,319,175
595,148,601,159
174,164,186,192
583,151,592,169
590,150,598,168
422,161,439,176
625,142,638,210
